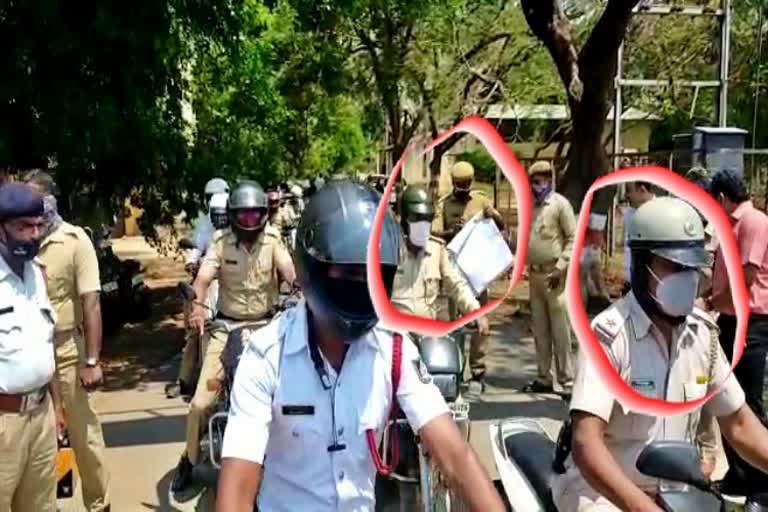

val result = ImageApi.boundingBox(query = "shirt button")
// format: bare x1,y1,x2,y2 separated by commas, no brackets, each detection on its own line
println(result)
292,429,300,438
339,471,345,480
337,427,344,436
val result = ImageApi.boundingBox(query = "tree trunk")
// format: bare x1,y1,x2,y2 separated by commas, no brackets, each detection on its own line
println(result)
521,0,639,214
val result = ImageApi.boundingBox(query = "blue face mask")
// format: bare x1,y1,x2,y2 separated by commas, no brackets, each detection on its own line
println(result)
532,183,552,202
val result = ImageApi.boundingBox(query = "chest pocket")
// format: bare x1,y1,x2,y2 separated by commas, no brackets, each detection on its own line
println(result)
0,307,22,353
253,243,275,283
271,405,324,466
535,206,560,240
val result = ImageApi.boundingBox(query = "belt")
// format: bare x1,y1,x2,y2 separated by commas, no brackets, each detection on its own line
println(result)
0,387,47,414
215,312,271,322
529,261,558,273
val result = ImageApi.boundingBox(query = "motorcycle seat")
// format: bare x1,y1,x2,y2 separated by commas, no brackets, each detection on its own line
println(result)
504,431,558,512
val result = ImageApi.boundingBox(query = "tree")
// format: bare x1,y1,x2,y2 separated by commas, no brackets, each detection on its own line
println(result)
521,0,640,213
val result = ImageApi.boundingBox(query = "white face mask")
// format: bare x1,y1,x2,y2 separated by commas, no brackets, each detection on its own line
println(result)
647,266,700,318
408,221,431,247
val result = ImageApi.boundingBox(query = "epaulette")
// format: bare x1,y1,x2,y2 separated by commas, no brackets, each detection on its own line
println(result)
428,235,445,245
246,317,282,358
591,304,628,345
690,307,720,333
436,192,451,204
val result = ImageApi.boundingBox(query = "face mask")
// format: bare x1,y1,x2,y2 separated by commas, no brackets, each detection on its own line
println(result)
408,221,431,247
41,195,62,237
647,266,699,318
532,183,552,203
453,183,471,199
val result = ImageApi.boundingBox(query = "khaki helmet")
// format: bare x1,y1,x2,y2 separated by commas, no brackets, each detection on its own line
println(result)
528,160,552,177
451,161,475,181
627,196,709,268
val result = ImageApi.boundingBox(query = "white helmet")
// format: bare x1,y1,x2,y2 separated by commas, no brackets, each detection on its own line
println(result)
204,178,230,197
209,192,229,229
290,185,303,198
627,196,709,269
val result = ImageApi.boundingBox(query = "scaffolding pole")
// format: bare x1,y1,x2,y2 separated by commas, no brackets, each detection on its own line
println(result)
718,0,732,126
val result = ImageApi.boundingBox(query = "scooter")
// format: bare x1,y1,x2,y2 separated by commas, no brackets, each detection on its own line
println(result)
375,328,472,512
489,418,768,511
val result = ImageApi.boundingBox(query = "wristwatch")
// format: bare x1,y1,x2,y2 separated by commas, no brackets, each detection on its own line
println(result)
85,357,99,368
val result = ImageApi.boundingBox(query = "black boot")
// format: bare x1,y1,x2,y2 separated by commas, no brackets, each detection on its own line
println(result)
170,454,202,502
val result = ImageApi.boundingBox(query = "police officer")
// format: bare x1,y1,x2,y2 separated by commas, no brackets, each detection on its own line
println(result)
185,177,230,273
266,190,283,229
171,180,296,501
0,183,64,512
215,179,505,512
24,171,111,511
552,197,768,512
391,184,490,335
522,160,576,398
432,162,503,386
167,191,230,399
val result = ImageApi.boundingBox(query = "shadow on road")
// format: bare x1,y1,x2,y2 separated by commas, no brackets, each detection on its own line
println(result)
103,413,186,448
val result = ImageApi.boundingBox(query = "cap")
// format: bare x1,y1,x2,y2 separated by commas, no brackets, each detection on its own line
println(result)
0,183,44,220
529,160,552,177
451,162,474,180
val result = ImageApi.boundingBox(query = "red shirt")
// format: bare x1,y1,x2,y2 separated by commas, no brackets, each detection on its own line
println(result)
712,201,768,315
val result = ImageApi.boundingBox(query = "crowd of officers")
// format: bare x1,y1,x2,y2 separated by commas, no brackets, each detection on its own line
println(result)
4,157,768,511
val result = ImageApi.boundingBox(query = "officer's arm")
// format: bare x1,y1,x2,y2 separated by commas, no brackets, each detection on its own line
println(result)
75,233,103,361
569,333,660,511
483,198,504,230
430,199,448,240
420,415,505,511
439,245,480,314
396,337,504,510
718,405,768,474
217,341,277,510
556,197,577,272
193,244,219,305
273,240,296,286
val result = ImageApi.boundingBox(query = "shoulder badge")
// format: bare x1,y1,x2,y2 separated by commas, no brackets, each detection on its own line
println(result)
690,307,720,333
592,305,627,345
213,228,231,243
412,357,432,384
264,225,280,238
428,235,445,245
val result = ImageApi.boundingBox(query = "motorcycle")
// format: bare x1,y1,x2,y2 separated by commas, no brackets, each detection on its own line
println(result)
375,328,472,512
86,226,151,336
489,418,768,511
171,282,300,511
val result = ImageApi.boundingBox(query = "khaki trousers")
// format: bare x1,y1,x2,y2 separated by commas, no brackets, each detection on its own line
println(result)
448,290,490,379
529,271,574,391
0,393,57,512
56,332,110,511
185,327,227,465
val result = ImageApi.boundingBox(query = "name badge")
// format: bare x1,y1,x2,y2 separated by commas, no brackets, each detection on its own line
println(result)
224,259,238,266
282,405,315,416
631,379,657,398
0,306,13,316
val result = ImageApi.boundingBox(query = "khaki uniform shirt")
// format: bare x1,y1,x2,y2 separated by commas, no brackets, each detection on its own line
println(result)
201,226,288,320
431,190,498,243
552,292,745,503
38,222,101,333
391,237,479,318
528,192,576,271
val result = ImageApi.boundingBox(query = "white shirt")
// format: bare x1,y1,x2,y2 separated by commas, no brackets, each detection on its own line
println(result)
552,292,745,509
222,301,450,512
185,211,215,265
0,255,56,393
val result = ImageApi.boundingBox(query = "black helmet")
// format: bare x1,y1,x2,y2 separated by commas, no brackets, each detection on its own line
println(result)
228,181,268,233
295,179,401,341
399,185,434,222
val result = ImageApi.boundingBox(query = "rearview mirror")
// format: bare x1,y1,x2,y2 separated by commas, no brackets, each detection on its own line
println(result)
177,282,197,302
178,238,197,250
636,441,708,489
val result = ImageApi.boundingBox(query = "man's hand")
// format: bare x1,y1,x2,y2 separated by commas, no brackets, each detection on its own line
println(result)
483,205,495,219
700,458,715,481
185,262,199,277
452,219,465,236
547,268,564,290
55,406,67,441
477,316,490,336
79,364,103,390
189,305,207,336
